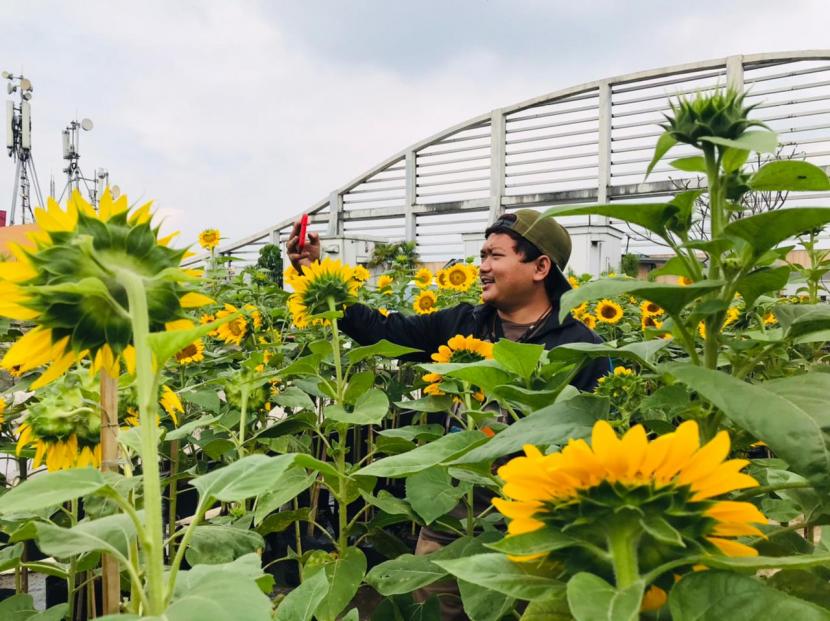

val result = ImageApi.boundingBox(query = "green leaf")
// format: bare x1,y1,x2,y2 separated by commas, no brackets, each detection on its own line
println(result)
293,453,341,479
273,386,316,411
356,431,488,478
734,266,791,308
700,552,830,572
699,130,778,154
0,594,37,621
165,414,220,441
257,509,310,536
540,203,678,242
365,554,448,596
434,553,565,601
670,571,830,621
393,396,453,413
182,389,221,413
420,360,513,393
359,490,415,517
722,147,750,173
641,515,685,547
549,340,669,369
723,208,830,260
670,156,707,173
668,365,830,491
35,512,140,559
347,339,422,364
309,547,367,621
184,525,264,566
0,542,23,571
274,568,329,621
459,578,516,621
190,453,297,502
485,526,580,556
344,370,375,405
166,568,273,621
780,304,830,339
278,353,323,377
647,132,678,177
452,394,607,465
492,339,545,382
566,573,643,621
749,160,830,192
491,385,567,412
253,411,316,440
520,590,573,620
0,469,107,516
558,279,723,322
253,468,317,525
325,388,389,425
27,604,70,621
378,424,445,442
405,467,465,525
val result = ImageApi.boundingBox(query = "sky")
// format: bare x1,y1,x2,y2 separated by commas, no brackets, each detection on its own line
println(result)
0,0,827,250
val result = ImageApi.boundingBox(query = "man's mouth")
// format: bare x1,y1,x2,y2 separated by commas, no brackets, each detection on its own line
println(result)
480,277,494,288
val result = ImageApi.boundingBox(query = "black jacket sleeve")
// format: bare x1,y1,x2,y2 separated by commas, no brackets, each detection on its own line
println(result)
339,303,476,363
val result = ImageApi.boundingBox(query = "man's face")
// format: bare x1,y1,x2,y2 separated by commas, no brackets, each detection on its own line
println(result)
479,233,544,308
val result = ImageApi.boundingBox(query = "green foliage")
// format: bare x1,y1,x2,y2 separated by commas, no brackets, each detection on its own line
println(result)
256,243,284,285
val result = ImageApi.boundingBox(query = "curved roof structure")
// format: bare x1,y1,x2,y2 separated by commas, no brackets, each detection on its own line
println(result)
193,50,830,266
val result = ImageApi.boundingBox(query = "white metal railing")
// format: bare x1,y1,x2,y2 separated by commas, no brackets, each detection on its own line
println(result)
188,51,830,266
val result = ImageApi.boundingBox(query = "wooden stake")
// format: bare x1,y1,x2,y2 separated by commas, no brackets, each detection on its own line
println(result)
99,371,120,615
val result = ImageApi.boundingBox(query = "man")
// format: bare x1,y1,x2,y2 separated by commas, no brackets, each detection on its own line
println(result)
287,210,608,619
287,209,608,391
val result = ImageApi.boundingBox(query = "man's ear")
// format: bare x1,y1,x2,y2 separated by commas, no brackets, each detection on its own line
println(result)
533,255,552,282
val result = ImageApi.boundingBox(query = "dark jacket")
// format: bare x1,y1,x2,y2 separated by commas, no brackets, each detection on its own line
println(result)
340,301,609,392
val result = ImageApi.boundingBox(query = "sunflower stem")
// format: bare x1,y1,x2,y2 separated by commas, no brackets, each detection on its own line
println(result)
327,295,350,554
606,522,641,589
119,269,167,615
237,384,250,458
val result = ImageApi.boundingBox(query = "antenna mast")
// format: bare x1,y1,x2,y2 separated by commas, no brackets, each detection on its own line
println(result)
3,71,44,225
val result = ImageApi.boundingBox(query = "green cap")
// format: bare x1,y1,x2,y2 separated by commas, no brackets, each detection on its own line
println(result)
489,209,571,270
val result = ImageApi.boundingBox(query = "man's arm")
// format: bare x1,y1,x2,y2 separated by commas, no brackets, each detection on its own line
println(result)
286,217,321,270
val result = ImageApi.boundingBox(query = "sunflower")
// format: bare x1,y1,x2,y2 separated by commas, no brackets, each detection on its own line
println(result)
414,268,433,289
493,420,765,567
423,335,493,396
436,269,450,289
641,315,663,331
762,312,777,326
0,396,6,425
198,228,221,251
378,307,390,317
376,274,394,292
159,385,182,425
698,307,741,338
16,385,101,471
283,265,302,288
352,265,371,283
640,300,664,317
243,304,263,331
678,276,694,286
0,189,213,388
613,366,634,377
595,299,624,324
444,264,475,292
175,339,205,365
413,290,438,315
215,304,247,345
288,258,359,328
571,302,589,319
567,275,580,288
581,314,597,330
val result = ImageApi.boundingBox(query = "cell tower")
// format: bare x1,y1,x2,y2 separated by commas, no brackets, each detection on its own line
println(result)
3,71,44,226
57,117,116,209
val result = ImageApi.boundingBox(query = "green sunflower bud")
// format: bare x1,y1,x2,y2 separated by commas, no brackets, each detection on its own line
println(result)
662,89,766,148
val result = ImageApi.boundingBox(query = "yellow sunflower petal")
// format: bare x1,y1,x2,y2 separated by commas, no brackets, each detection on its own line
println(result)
31,349,78,389
2,328,56,371
180,292,216,307
706,537,758,557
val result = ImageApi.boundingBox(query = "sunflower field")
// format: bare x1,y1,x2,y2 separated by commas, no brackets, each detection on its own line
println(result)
2,89,830,621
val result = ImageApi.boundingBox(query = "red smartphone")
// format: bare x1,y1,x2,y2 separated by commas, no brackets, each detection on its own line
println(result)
297,214,309,252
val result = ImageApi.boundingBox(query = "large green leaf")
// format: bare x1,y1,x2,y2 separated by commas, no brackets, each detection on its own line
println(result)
668,365,830,491
364,554,447,595
393,396,454,413
434,553,565,601
670,156,707,173
190,453,297,502
148,314,237,368
273,386,316,411
274,569,329,621
0,468,107,516
347,339,422,364
165,414,220,441
723,208,830,260
309,547,367,621
520,590,573,620
356,431,488,478
700,553,830,572
670,571,830,621
485,527,580,557
452,395,607,465
253,468,317,525
540,203,678,241
459,578,516,621
166,570,273,621
343,370,375,405
558,279,723,321
405,467,465,524
420,360,514,393
777,304,830,339
734,266,791,308
566,573,643,621
0,594,37,621
700,131,778,154
493,339,545,382
549,340,670,369
35,512,140,559
184,525,264,566
325,388,389,425
0,542,23,571
749,161,830,192
647,132,678,177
